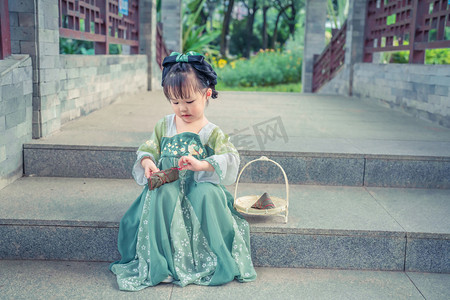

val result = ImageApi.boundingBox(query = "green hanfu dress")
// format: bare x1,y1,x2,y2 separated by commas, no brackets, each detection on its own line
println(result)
110,114,257,290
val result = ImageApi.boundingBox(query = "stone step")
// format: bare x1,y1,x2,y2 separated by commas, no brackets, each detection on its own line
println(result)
23,144,450,188
1,260,449,299
1,177,448,273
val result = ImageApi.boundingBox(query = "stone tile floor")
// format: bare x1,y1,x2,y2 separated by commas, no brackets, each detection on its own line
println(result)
2,178,449,237
0,260,449,300
30,91,450,157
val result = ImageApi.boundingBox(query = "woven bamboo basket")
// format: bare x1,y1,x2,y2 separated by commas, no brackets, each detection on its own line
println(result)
234,156,289,223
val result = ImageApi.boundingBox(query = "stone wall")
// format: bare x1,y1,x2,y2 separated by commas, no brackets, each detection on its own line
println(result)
314,0,449,128
9,0,62,138
0,55,33,190
301,0,327,93
317,65,350,95
2,1,152,189
0,53,148,191
8,0,35,59
352,63,450,128
317,0,367,96
160,0,182,52
9,0,151,135
59,55,147,124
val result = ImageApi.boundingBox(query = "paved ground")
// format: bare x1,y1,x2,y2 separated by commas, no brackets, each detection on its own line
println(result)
6,91,448,299
1,260,449,300
30,91,450,157
1,178,449,236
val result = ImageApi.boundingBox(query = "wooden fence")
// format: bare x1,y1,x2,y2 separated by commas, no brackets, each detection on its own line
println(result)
313,0,450,91
0,0,11,59
312,22,347,92
59,0,139,54
364,0,450,63
156,23,170,70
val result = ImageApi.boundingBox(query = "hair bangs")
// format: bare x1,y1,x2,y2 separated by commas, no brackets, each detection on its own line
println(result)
163,69,204,101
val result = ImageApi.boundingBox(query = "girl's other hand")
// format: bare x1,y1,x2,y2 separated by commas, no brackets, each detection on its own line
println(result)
178,155,214,172
141,157,160,178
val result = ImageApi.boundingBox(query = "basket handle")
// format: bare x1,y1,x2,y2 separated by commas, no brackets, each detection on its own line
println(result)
234,156,289,207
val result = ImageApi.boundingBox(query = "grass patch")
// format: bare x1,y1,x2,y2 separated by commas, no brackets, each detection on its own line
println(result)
216,82,302,93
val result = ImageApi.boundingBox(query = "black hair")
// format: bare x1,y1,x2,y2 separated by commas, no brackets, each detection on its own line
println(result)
161,55,218,101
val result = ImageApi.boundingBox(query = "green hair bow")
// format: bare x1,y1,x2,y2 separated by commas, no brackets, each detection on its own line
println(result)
169,51,203,62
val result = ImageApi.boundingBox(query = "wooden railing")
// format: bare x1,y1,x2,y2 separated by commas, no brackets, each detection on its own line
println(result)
364,0,450,63
59,0,139,54
156,23,170,70
312,21,347,92
0,0,11,59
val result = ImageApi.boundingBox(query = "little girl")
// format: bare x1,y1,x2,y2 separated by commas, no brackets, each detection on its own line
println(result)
110,51,257,290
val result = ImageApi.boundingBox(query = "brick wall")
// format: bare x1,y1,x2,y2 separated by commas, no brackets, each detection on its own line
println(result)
352,63,450,128
59,55,147,124
0,55,33,190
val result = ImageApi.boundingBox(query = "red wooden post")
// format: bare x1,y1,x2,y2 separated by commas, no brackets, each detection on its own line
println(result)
363,0,374,63
105,0,110,54
409,0,426,63
95,0,108,54
94,0,109,54
130,1,139,54
0,0,11,59
156,22,169,69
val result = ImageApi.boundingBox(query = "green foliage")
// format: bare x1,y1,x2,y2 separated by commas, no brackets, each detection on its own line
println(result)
216,49,302,87
183,24,221,53
425,48,450,65
228,20,260,56
284,10,305,54
60,38,123,55
216,81,302,92
109,44,122,55
381,48,450,64
386,51,409,63
327,0,348,29
253,4,293,49
59,38,94,55
386,13,396,26
156,0,161,22
182,0,221,53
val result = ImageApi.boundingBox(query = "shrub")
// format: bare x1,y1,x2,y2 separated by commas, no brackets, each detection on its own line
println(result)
381,48,450,64
426,48,450,65
214,49,302,87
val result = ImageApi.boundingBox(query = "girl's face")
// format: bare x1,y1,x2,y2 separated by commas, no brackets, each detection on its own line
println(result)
170,88,210,124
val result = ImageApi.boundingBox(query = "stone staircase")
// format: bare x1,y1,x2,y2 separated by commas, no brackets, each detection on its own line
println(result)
0,91,449,276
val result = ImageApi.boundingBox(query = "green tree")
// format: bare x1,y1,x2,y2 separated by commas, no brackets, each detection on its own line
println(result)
242,0,260,58
183,0,221,53
261,1,270,49
206,0,221,31
274,0,303,38
220,0,235,56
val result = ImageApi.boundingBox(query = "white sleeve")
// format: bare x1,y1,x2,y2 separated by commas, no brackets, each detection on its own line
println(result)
194,153,240,185
132,151,156,186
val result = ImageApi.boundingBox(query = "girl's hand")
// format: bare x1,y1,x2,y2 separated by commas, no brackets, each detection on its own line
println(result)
178,155,214,172
141,157,160,178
